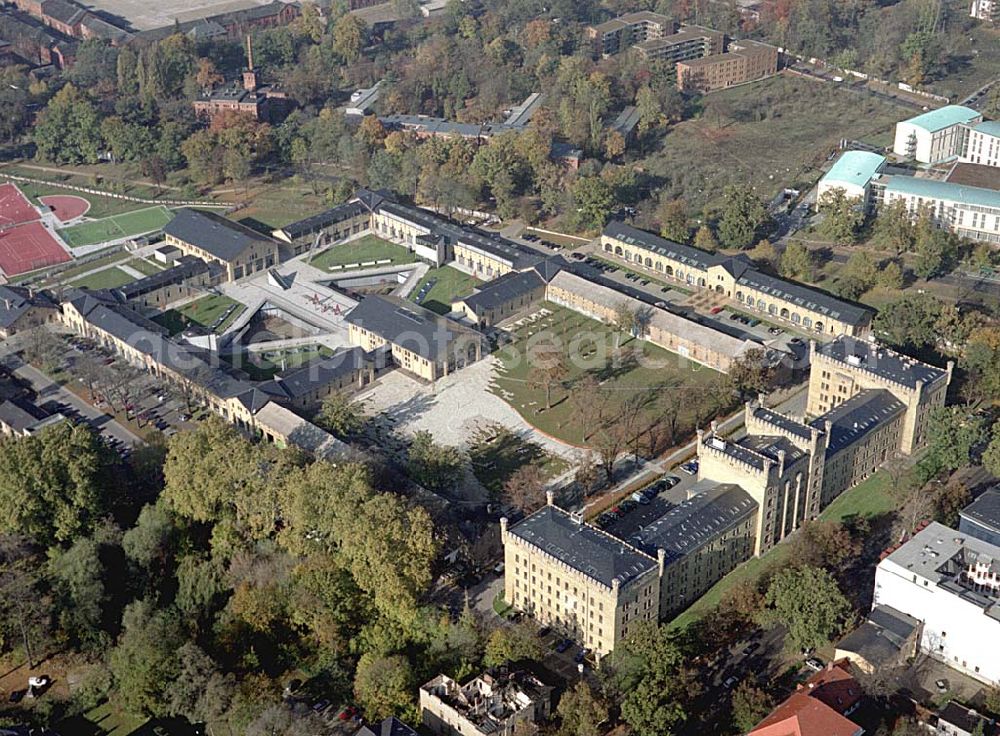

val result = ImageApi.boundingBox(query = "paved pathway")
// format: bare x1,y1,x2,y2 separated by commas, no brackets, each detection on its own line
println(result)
118,264,147,279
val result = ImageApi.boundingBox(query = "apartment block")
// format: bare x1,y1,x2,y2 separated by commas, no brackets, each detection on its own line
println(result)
631,480,757,615
807,337,952,455
959,121,1000,167
501,499,663,658
873,521,1000,684
420,670,551,736
585,11,674,56
696,428,814,556
632,24,724,64
676,39,778,92
818,151,887,211
875,174,1000,245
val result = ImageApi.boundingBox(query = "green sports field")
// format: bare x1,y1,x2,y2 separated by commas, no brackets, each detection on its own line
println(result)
58,206,175,247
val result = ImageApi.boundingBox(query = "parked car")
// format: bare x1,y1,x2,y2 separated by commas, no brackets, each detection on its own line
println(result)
680,461,698,475
631,491,651,505
620,499,638,513
710,306,724,314
537,627,552,638
768,327,783,335
574,648,590,663
935,679,949,693
337,706,359,721
663,475,681,488
312,700,330,713
804,657,824,671
742,642,760,656
723,676,739,689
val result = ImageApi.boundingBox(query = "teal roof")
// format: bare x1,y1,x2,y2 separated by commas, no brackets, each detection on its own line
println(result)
823,151,886,188
884,175,1000,209
903,105,979,133
971,120,1000,137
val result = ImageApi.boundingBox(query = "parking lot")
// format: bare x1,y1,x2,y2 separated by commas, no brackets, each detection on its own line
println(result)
56,334,201,440
594,465,701,539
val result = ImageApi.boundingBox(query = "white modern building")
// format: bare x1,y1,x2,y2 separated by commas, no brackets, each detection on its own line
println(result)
873,521,1000,685
958,120,1000,168
876,175,1000,244
970,0,996,21
818,151,887,211
892,105,982,163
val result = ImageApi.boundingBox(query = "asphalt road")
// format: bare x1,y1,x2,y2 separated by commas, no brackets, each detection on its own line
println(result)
0,345,143,447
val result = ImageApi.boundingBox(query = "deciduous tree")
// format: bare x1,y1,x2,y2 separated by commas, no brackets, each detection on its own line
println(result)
758,566,851,652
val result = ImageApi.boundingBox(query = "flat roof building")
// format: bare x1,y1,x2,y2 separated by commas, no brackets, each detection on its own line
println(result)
675,39,778,92
892,105,982,163
874,521,1000,685
818,151,887,210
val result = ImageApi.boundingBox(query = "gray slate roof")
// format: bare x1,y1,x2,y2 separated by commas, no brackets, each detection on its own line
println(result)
603,221,873,328
604,220,717,271
163,208,278,263
751,405,814,441
835,604,920,668
735,269,872,327
630,481,757,563
355,717,419,736
257,347,366,401
817,336,948,390
275,201,369,241
810,388,905,455
0,285,56,329
457,270,545,315
344,295,480,362
507,505,657,589
113,256,209,301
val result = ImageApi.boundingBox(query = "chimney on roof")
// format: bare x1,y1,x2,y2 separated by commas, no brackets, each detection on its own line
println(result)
546,490,555,506
777,448,786,476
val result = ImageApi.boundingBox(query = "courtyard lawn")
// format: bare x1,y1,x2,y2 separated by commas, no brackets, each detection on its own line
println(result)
127,257,167,276
491,304,726,448
59,701,147,736
57,206,175,247
224,345,335,380
410,266,479,315
68,266,135,290
310,235,417,270
669,466,896,630
155,294,245,334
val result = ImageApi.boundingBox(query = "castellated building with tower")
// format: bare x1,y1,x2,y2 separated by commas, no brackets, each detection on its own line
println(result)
501,336,953,659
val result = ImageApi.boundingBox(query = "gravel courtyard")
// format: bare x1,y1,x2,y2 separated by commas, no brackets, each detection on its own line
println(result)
355,357,583,463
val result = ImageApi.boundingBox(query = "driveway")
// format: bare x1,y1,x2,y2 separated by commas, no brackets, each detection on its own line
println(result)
355,358,583,462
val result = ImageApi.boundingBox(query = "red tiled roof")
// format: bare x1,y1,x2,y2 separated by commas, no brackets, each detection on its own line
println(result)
748,661,863,736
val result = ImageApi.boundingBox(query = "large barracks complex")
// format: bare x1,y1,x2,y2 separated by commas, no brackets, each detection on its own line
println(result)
501,337,951,659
